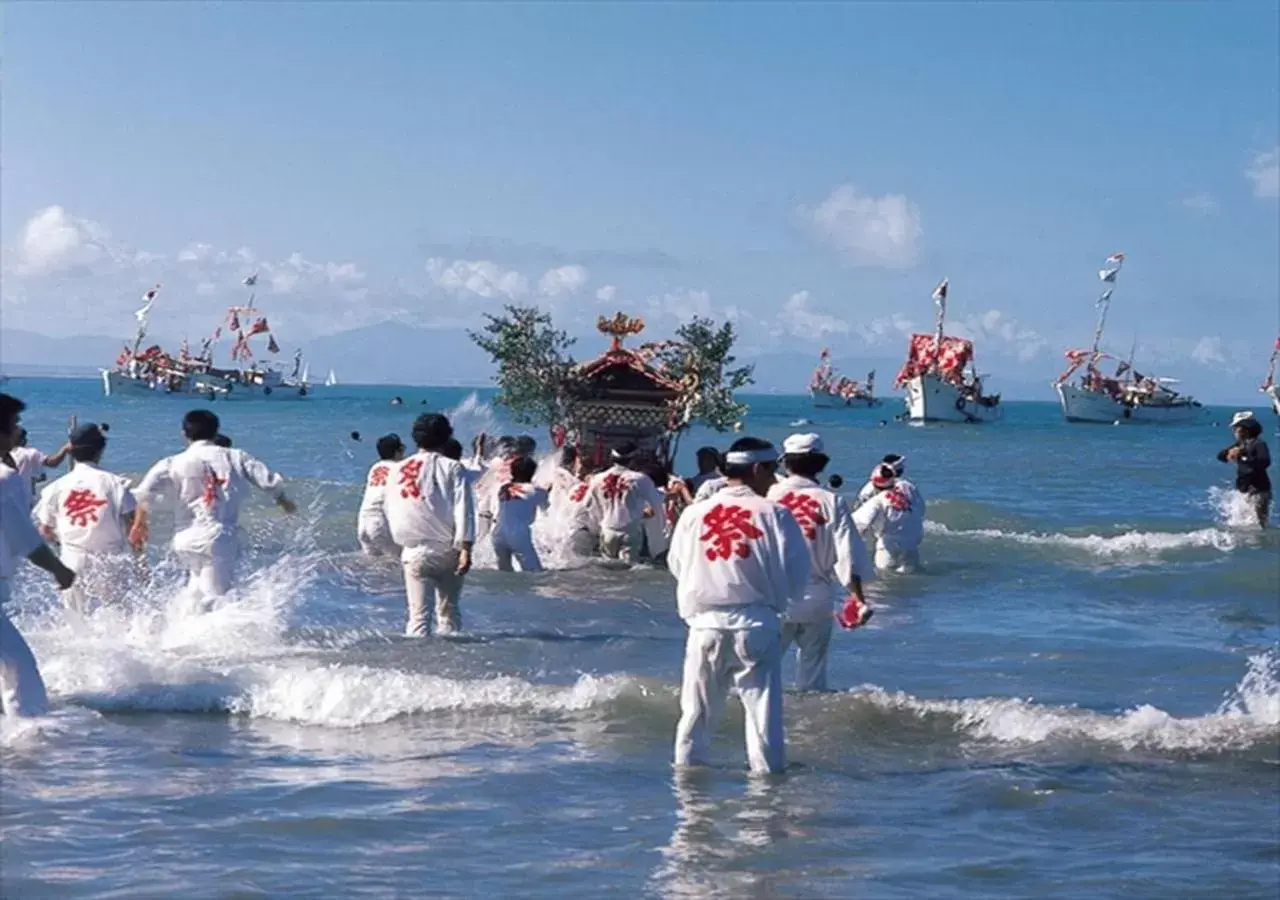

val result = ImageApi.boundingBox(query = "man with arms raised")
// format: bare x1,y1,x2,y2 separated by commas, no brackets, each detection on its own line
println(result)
667,436,810,775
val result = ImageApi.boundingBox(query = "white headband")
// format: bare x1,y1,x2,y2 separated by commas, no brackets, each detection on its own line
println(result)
724,448,778,466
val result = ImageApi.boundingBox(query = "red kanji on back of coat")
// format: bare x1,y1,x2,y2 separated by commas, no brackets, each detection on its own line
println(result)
601,472,629,501
369,465,389,487
398,459,424,499
776,491,827,541
64,489,108,527
699,503,764,561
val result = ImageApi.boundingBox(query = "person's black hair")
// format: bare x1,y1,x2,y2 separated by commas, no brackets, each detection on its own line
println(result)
722,436,775,480
1238,419,1264,439
71,440,106,463
376,433,404,460
411,413,453,451
784,452,828,479
510,455,537,483
183,409,220,442
0,394,25,431
828,474,844,489
560,445,579,468
515,435,536,455
497,435,517,454
440,437,463,461
350,430,362,442
694,446,720,472
213,434,233,448
882,452,905,474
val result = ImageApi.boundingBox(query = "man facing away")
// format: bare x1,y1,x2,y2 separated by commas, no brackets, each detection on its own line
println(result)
357,433,405,558
853,462,926,573
667,436,810,775
383,414,475,636
767,433,873,691
492,456,549,572
0,393,77,718
586,443,664,563
686,446,722,496
131,410,296,605
10,427,71,507
33,424,139,613
855,453,905,509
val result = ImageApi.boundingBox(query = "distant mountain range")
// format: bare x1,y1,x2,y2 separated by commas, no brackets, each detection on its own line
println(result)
0,322,1267,404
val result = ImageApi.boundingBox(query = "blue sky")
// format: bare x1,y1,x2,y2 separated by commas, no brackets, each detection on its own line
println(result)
2,2,1277,396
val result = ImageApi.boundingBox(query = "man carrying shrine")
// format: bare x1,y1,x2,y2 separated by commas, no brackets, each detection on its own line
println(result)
130,410,296,605
357,433,405,558
384,413,475,636
0,393,77,718
33,424,139,613
586,442,664,563
853,462,926,573
666,436,810,775
767,433,873,691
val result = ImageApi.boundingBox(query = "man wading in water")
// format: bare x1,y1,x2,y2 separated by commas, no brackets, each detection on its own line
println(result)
1218,411,1271,528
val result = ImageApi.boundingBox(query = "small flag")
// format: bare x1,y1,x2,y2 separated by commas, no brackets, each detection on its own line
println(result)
228,311,241,331
1099,267,1119,283
266,335,280,354
212,327,222,340
931,279,949,303
248,317,270,336
135,284,161,322
1095,289,1113,307
243,273,259,287
1105,252,1125,265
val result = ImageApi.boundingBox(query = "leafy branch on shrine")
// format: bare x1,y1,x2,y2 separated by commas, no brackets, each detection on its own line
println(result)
467,306,577,429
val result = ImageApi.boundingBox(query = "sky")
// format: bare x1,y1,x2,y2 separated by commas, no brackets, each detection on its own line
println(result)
1,2,1277,398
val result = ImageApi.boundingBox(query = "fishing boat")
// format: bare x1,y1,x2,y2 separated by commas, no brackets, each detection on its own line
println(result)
1054,253,1201,424
895,279,1001,423
1262,337,1280,415
102,278,311,400
808,350,880,408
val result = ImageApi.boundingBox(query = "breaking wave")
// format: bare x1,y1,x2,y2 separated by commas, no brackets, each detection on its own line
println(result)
924,521,1239,559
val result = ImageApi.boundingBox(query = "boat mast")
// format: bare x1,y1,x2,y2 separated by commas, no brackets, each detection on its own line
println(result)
1092,253,1124,370
131,285,161,357
931,279,948,376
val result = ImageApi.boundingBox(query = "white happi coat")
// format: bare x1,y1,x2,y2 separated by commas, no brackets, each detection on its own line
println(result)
383,451,476,559
9,446,46,506
34,463,137,608
853,479,925,563
493,483,548,548
0,463,49,717
588,464,663,536
667,484,811,627
356,460,397,554
766,474,872,623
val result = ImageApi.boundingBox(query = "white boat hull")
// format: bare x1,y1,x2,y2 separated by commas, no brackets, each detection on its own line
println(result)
903,374,1001,423
810,390,880,409
102,369,310,401
1266,384,1280,416
1056,383,1201,424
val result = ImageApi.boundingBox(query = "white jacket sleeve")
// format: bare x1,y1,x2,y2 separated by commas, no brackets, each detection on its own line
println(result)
32,484,57,533
773,506,811,606
852,496,882,537
666,505,694,581
831,496,872,587
452,463,476,545
1,481,43,559
238,451,285,495
134,458,173,504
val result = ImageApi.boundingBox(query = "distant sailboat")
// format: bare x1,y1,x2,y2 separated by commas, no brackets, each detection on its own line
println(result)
324,368,338,387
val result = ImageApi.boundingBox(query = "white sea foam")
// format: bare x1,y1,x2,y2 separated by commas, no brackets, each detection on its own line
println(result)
925,521,1238,558
853,651,1280,754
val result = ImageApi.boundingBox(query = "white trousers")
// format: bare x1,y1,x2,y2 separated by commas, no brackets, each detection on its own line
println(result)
357,516,398,558
0,581,49,718
492,530,542,572
674,626,786,775
600,524,642,562
642,514,668,560
173,528,239,603
779,618,834,692
875,545,921,573
402,546,463,636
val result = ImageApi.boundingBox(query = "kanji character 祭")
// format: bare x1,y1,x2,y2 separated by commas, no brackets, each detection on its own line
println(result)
398,459,423,499
776,491,827,540
699,503,764,561
201,472,227,509
369,465,389,487
570,483,590,503
601,473,629,501
63,489,108,527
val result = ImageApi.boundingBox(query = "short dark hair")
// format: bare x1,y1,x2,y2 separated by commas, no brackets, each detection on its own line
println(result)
785,452,828,479
828,474,844,489
213,434,233,448
560,445,578,467
515,435,536,455
440,438,463,461
722,436,776,480
0,394,24,442
411,413,453,451
376,433,404,460
71,442,105,463
510,455,537,483
183,409,220,442
1238,419,1263,439
695,446,720,467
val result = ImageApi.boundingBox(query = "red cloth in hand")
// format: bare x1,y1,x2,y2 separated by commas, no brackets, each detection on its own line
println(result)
837,596,873,630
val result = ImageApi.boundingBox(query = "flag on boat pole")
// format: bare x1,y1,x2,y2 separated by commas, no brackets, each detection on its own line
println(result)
1105,252,1125,265
243,273,259,287
1098,267,1120,283
1095,289,1113,307
931,279,949,304
135,285,161,323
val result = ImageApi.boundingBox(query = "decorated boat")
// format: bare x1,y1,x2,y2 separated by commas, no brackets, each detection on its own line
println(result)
808,349,879,408
1054,254,1201,424
1262,337,1280,416
102,277,310,401
894,279,1001,423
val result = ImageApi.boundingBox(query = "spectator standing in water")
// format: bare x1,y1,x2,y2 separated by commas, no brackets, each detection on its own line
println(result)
1218,411,1271,528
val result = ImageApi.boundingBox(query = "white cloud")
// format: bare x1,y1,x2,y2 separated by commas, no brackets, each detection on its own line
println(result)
266,253,365,295
646,288,716,323
13,205,113,276
537,264,589,297
1245,147,1279,199
595,284,618,303
1179,192,1219,215
801,184,922,269
857,313,918,347
1190,335,1225,365
775,290,851,340
426,258,528,300
950,309,1048,362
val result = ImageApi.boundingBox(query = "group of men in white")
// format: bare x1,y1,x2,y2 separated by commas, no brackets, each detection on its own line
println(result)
2,395,926,775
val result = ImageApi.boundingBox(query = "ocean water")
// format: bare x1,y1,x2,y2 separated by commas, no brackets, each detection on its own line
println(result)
1,377,1277,900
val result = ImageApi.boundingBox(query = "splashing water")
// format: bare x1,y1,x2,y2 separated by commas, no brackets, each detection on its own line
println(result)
924,521,1238,559
1205,485,1268,530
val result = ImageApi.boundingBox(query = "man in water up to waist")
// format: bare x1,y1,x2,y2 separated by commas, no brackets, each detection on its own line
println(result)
1218,411,1271,528
131,409,296,604
667,436,810,775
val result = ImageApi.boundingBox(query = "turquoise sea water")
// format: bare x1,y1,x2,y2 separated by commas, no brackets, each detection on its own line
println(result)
1,377,1277,899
